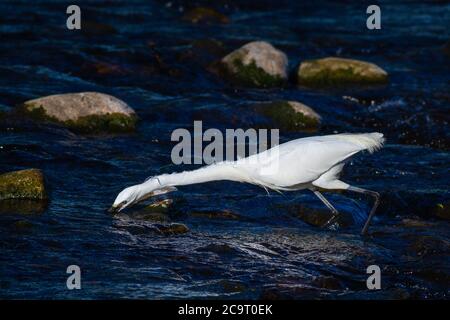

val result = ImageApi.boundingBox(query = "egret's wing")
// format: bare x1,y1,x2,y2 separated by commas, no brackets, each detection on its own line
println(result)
241,137,362,188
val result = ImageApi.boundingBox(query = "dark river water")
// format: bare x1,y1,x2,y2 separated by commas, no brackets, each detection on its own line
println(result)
0,0,449,299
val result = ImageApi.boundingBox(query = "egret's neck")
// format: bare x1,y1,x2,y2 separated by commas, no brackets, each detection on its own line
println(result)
150,162,247,188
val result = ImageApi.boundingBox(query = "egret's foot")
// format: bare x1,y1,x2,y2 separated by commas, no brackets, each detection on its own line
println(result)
327,221,340,231
322,214,339,230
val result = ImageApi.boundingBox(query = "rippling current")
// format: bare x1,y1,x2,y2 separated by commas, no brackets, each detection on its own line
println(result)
0,1,449,299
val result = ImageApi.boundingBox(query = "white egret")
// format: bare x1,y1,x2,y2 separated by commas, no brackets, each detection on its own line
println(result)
110,132,384,235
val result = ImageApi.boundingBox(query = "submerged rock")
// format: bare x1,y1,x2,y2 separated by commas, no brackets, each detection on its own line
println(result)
219,280,247,293
196,243,238,255
297,57,388,87
182,7,229,24
191,39,227,57
89,61,130,76
82,21,117,36
178,39,227,67
130,211,171,223
219,41,288,87
190,209,241,220
260,284,324,300
0,199,47,215
0,169,47,201
312,276,343,290
443,41,450,56
283,203,352,228
401,218,435,228
293,206,333,227
154,223,189,235
13,220,34,231
257,100,321,132
408,235,450,257
129,199,174,222
21,92,137,133
434,202,450,221
143,199,173,214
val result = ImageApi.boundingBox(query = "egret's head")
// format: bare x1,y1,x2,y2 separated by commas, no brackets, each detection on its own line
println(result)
109,185,141,213
108,179,177,213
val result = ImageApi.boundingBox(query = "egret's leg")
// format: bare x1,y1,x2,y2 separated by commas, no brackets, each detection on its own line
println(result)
312,190,340,229
347,186,380,235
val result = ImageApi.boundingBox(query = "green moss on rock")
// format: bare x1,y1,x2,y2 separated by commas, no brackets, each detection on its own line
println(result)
219,41,288,88
229,59,285,88
63,113,137,134
23,103,136,133
258,101,321,132
0,169,47,201
297,57,388,87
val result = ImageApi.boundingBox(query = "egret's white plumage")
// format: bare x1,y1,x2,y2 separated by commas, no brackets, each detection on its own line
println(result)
111,132,385,234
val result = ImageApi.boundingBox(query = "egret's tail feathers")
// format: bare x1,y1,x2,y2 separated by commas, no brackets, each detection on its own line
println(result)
336,132,385,153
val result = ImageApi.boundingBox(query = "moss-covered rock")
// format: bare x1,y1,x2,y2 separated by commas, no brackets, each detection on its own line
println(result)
21,92,137,133
219,41,288,87
297,57,388,87
0,169,47,201
257,100,321,132
182,7,229,24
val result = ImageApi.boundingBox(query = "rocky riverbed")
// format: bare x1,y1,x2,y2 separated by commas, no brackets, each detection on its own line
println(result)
0,1,449,299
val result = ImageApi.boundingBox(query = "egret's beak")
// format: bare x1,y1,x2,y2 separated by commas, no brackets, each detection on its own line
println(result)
107,205,119,214
107,201,128,214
